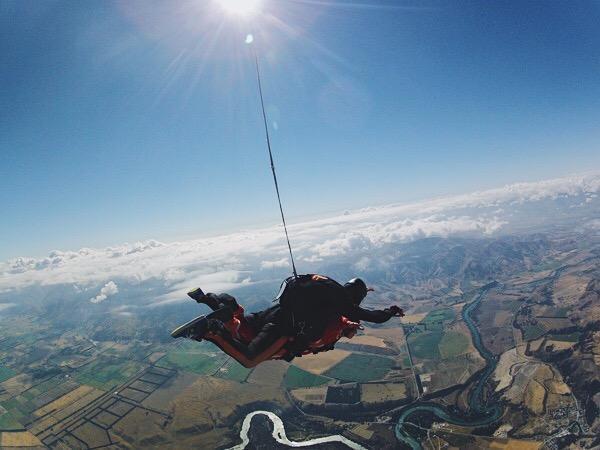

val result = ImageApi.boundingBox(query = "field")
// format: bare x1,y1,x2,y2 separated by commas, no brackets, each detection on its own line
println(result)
547,332,581,342
400,313,428,324
494,310,512,327
324,354,395,382
75,358,145,389
407,330,443,360
284,366,330,389
0,409,23,431
522,323,546,341
438,331,470,359
364,326,406,347
340,334,388,348
34,385,97,417
361,382,407,403
553,274,590,306
292,349,350,375
290,386,327,404
546,340,576,351
422,308,455,326
159,349,227,376
247,360,289,386
0,431,43,447
168,377,287,441
524,379,546,414
214,358,253,382
142,372,200,411
494,348,527,392
0,367,16,383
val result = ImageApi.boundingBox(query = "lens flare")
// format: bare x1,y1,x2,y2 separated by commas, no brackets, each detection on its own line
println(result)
218,0,262,16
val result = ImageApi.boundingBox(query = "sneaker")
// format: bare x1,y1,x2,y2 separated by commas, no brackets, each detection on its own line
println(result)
187,288,220,310
171,315,209,339
207,318,225,333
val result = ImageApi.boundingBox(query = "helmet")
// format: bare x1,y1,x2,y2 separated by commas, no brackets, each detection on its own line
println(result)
344,278,368,304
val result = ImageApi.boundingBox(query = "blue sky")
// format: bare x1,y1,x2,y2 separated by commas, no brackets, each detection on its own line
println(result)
2,0,600,260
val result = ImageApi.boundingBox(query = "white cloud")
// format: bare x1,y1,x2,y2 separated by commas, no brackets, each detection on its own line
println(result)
261,258,290,269
0,172,598,305
90,281,119,304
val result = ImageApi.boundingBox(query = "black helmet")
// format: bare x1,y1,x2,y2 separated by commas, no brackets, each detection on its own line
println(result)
344,278,368,304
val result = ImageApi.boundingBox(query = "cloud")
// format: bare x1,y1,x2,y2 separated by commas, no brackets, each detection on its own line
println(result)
0,303,16,312
90,281,119,304
1,172,598,305
261,258,291,269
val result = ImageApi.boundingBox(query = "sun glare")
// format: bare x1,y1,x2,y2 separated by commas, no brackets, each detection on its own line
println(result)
218,0,262,16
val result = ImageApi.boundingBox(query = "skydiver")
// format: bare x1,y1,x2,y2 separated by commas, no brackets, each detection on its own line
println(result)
171,275,403,368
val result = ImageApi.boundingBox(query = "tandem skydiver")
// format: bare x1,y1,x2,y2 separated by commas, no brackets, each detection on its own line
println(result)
171,275,404,368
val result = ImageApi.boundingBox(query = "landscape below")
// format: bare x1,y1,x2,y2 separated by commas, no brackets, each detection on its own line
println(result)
0,228,599,449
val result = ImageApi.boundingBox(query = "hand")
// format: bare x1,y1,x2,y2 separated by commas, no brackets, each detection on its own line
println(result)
342,321,361,338
343,328,357,339
389,305,404,317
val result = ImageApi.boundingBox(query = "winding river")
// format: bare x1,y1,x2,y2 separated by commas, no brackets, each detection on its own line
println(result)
394,283,503,449
227,410,367,450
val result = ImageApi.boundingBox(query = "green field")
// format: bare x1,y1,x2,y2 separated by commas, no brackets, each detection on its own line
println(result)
522,323,547,341
0,366,16,383
0,409,23,431
548,332,581,342
75,358,145,390
438,331,470,359
0,398,30,426
422,308,455,327
215,358,253,382
545,307,568,318
284,366,330,389
324,354,395,382
408,331,443,360
160,349,228,376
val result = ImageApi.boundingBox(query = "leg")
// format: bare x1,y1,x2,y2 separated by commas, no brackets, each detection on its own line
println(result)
207,323,289,368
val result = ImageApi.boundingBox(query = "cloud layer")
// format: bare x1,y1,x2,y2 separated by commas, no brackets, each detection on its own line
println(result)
1,173,598,306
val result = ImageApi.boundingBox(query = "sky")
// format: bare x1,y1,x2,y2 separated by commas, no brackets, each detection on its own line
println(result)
2,0,600,260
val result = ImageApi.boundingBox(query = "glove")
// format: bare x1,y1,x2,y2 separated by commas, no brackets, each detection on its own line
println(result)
388,305,404,317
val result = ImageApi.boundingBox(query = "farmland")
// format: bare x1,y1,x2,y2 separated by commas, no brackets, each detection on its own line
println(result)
0,367,16,384
158,346,228,376
75,357,146,390
284,366,330,389
215,358,253,382
324,354,396,382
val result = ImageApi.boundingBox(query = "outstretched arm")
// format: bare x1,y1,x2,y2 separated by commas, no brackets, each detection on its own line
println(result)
343,305,403,323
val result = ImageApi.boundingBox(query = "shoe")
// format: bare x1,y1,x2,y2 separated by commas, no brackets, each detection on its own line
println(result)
209,306,234,323
187,288,220,310
171,315,209,339
207,318,225,333
187,287,205,301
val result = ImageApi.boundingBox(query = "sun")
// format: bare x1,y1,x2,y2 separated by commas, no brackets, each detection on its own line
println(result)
217,0,262,16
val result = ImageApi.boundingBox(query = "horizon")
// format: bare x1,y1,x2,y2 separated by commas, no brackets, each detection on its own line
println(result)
2,171,597,307
0,170,596,261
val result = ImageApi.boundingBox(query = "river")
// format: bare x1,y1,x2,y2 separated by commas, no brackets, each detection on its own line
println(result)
394,283,503,449
227,410,367,450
